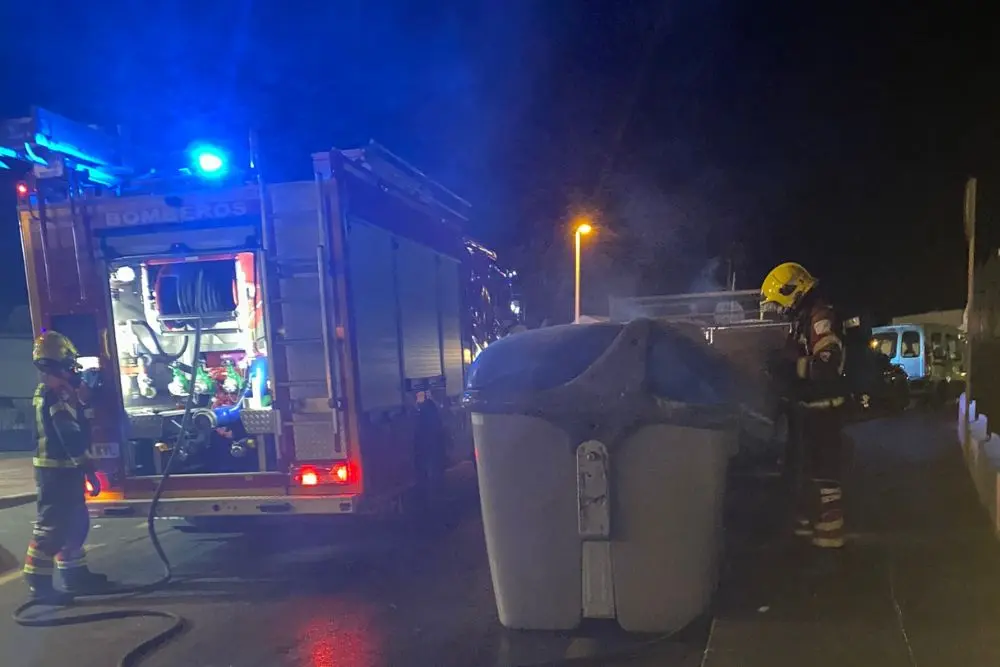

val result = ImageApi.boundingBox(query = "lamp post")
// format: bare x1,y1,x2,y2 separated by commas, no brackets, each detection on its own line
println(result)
963,177,977,455
574,221,592,323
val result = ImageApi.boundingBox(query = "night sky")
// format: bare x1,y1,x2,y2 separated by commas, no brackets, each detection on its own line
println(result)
1,1,997,324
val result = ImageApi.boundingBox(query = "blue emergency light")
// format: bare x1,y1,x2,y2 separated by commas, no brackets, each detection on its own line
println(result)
189,144,229,179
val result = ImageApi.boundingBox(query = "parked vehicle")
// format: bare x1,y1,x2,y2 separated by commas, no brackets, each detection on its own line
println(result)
871,323,965,404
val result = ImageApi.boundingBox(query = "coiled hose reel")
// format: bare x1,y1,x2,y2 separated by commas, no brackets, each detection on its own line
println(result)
155,262,238,330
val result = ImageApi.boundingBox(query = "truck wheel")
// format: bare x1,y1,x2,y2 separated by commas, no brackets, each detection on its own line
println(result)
413,449,446,509
408,411,449,521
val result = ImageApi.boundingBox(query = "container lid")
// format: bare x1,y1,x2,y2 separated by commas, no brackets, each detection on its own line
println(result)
464,319,751,413
465,323,624,396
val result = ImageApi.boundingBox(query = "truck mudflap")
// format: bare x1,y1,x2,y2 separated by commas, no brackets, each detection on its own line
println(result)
88,494,358,519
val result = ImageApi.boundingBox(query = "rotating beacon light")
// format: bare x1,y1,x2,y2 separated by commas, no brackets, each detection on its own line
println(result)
188,143,229,179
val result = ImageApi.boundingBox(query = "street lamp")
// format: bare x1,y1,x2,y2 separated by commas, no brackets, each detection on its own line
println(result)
574,221,593,323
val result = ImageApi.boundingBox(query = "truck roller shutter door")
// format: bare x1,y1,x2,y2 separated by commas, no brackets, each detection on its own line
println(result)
348,219,403,411
396,237,444,383
437,257,464,397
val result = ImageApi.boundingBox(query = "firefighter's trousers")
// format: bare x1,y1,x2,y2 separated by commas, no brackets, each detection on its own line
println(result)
23,467,92,581
788,402,846,548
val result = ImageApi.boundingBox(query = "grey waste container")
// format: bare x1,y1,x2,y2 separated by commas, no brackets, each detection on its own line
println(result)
464,318,744,633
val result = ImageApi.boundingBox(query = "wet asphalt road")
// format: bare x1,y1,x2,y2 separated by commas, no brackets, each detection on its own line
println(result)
0,463,705,667
3,408,956,667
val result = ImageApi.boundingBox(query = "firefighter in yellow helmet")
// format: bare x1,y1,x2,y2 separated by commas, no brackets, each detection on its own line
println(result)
23,331,110,601
761,263,848,549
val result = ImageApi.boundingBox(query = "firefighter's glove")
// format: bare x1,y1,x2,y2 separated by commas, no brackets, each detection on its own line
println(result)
85,470,101,497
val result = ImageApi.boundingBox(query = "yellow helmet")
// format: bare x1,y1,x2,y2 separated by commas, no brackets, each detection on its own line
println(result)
760,262,817,310
32,331,80,374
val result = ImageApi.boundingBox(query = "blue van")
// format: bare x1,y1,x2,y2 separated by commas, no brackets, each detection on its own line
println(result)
870,323,965,402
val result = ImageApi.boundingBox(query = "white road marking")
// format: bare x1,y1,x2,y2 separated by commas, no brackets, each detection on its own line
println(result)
565,638,600,659
699,617,718,667
0,568,22,587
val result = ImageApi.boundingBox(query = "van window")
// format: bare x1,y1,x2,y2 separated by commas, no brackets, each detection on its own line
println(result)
930,332,944,359
872,332,898,358
946,333,960,361
901,331,921,358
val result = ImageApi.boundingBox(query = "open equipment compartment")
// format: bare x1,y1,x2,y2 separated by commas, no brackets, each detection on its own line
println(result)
107,250,275,477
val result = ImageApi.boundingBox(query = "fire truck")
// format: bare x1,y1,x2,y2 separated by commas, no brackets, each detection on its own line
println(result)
2,107,517,523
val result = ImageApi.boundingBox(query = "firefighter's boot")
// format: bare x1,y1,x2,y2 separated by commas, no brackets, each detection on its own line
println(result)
25,573,72,604
60,566,112,594
811,482,845,549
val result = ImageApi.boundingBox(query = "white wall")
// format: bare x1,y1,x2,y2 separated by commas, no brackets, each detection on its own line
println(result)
0,337,38,398
892,309,965,329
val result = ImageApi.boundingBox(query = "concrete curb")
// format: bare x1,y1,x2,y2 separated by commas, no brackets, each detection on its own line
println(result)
0,544,18,576
0,493,36,511
958,394,1000,531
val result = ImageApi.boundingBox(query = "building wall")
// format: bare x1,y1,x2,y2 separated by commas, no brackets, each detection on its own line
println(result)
891,309,965,330
0,335,37,452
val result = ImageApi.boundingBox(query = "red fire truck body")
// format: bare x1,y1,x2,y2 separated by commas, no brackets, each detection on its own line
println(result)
9,111,511,523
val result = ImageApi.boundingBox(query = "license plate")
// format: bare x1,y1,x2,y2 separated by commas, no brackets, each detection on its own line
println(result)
91,443,120,459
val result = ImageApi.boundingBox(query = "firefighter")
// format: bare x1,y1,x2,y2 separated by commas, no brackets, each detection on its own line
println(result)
761,262,847,549
23,331,110,600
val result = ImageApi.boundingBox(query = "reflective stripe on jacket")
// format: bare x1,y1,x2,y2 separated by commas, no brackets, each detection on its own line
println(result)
32,383,91,469
791,297,848,403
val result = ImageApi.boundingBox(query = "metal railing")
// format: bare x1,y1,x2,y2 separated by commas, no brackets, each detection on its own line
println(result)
608,293,791,420
609,290,780,326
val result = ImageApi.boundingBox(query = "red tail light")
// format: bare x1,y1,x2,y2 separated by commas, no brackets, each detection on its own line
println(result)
16,182,28,196
332,462,351,484
292,463,353,487
298,467,319,486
